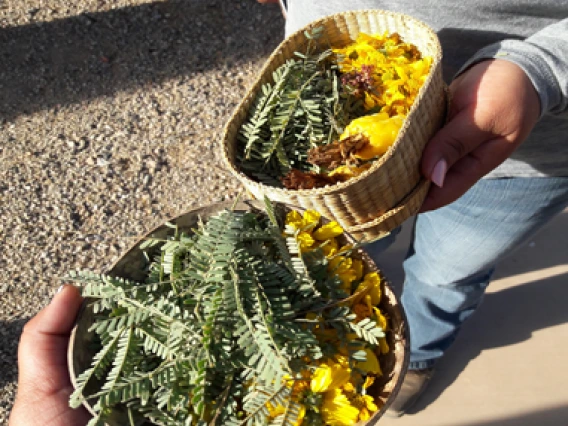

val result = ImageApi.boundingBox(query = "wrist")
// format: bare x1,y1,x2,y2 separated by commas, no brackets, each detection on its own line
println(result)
457,40,559,117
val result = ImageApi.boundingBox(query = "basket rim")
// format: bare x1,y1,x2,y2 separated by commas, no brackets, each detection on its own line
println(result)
345,179,429,235
221,8,444,196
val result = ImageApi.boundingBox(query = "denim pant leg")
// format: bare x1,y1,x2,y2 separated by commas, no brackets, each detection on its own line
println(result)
402,177,568,370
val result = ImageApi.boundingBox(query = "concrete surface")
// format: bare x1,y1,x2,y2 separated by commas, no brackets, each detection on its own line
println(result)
376,210,568,426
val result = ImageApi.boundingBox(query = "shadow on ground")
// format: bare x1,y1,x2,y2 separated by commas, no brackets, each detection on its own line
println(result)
450,405,568,426
408,269,568,414
0,318,29,389
0,0,284,121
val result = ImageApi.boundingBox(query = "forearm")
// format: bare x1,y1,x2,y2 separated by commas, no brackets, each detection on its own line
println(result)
458,18,568,117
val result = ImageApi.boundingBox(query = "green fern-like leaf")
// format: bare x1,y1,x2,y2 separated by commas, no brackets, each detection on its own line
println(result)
349,317,385,345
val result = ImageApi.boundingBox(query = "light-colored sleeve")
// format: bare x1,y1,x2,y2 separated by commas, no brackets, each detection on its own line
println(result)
458,18,568,117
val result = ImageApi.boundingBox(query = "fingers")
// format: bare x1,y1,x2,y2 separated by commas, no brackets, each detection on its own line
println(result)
420,107,497,187
27,284,83,335
420,150,487,212
18,285,83,393
420,135,516,212
10,285,89,426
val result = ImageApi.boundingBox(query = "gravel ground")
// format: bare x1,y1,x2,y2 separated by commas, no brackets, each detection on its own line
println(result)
0,0,284,421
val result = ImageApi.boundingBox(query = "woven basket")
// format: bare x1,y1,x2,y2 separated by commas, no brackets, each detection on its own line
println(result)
222,9,446,242
68,200,409,426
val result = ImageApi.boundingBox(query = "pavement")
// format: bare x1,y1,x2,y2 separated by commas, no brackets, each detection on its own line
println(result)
1,1,567,424
376,210,568,426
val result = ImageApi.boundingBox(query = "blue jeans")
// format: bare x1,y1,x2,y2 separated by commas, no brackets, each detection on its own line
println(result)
373,177,568,370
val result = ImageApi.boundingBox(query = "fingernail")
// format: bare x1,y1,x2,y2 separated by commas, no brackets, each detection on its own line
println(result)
431,159,447,188
56,284,66,294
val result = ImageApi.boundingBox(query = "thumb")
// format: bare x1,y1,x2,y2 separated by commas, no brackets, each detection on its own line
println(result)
421,108,497,188
18,285,84,393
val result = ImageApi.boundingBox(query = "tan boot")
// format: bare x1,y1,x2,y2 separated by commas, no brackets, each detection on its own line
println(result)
385,368,434,417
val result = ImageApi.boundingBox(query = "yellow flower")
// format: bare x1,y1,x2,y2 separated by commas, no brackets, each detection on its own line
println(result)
351,259,364,281
291,379,311,397
359,407,372,422
361,394,378,412
353,394,379,422
285,209,321,231
327,255,349,275
267,402,286,417
297,231,315,252
353,272,382,306
267,402,306,426
294,404,306,426
317,237,339,257
313,221,344,241
311,361,352,393
363,375,375,389
285,210,304,230
341,370,368,395
328,256,359,292
333,354,350,367
302,209,321,230
321,389,360,426
357,348,382,376
333,32,432,116
340,113,404,160
373,307,388,331
342,381,355,393
327,163,372,181
372,307,390,354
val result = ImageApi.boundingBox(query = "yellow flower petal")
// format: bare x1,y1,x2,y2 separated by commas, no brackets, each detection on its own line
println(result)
361,394,378,412
373,307,388,331
363,375,375,389
294,404,306,426
313,221,344,241
311,361,352,393
321,389,360,426
353,272,382,306
379,337,390,354
302,209,321,230
334,355,349,367
327,164,372,181
341,114,404,160
357,348,382,376
318,237,339,258
297,231,315,252
359,407,372,422
285,210,304,230
352,259,364,281
328,256,360,291
354,395,379,422
342,381,355,393
267,402,286,417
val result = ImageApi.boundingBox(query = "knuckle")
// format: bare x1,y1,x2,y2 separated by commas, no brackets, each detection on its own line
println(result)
444,135,469,161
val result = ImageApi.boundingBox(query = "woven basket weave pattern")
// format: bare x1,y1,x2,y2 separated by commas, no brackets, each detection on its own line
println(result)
223,10,446,241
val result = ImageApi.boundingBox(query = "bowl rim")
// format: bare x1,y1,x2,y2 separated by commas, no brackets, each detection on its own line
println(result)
68,200,410,425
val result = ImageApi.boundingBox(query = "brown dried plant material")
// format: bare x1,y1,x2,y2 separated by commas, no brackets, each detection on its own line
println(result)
341,64,375,98
281,169,342,190
307,134,370,169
